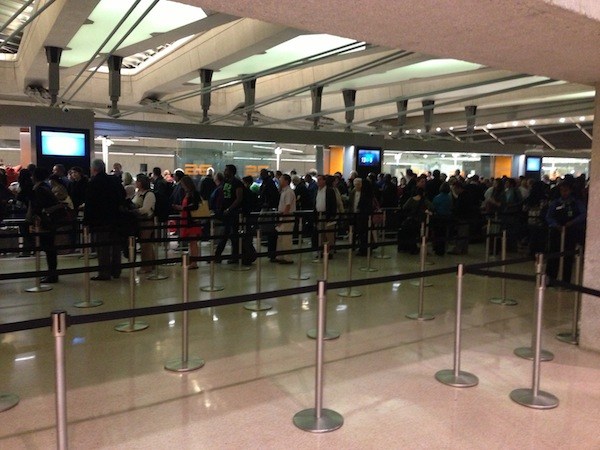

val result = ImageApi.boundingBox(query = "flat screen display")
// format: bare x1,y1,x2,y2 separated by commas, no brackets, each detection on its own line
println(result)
526,156,542,172
357,148,381,167
40,129,87,157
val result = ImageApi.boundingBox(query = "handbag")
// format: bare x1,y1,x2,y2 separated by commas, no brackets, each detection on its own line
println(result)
190,201,210,218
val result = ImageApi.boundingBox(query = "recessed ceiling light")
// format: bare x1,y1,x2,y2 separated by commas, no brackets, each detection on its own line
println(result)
416,129,422,133
512,121,519,126
449,126,454,131
404,130,410,134
529,119,536,125
388,131,393,136
486,123,493,128
559,117,566,123
423,154,428,158
435,127,441,132
579,116,586,121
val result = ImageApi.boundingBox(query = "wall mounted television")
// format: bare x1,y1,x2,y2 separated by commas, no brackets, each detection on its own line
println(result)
357,148,381,167
526,156,542,172
37,127,89,157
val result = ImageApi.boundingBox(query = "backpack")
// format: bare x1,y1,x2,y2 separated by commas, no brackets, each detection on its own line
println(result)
152,179,173,222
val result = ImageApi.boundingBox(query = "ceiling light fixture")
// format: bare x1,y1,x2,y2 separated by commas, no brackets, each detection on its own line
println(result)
559,117,566,123
512,121,519,126
435,127,442,132
529,119,536,125
579,116,586,121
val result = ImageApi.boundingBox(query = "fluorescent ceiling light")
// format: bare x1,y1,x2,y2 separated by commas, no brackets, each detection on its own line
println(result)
177,138,275,145
135,153,172,157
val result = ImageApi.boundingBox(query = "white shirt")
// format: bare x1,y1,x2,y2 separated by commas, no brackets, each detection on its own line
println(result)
278,185,296,215
316,187,326,212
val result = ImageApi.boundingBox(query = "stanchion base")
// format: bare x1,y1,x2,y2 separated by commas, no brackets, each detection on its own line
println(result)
406,312,435,321
373,254,391,260
337,289,362,298
435,369,479,387
114,321,149,333
556,332,578,345
147,273,169,280
230,265,251,272
0,393,19,412
409,280,433,287
293,408,344,433
73,299,103,308
164,357,205,373
200,285,225,292
489,297,518,306
359,266,378,272
307,328,341,340
244,301,272,311
509,388,559,409
289,274,310,280
513,347,554,361
25,285,52,293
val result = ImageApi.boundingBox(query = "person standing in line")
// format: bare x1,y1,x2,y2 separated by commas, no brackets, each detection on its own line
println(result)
172,176,201,269
84,159,125,280
273,174,296,264
132,174,156,274
215,164,243,263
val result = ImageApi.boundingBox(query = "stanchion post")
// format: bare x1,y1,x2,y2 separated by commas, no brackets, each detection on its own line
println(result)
289,216,309,280
52,310,68,450
558,226,566,282
406,234,434,321
165,254,205,372
74,226,103,308
410,225,433,287
556,245,582,344
514,253,554,361
510,274,559,409
147,217,168,280
374,210,390,260
485,218,491,264
115,237,149,332
435,264,479,387
308,244,340,340
294,280,344,432
201,220,224,292
244,229,272,311
25,220,52,293
338,225,361,297
360,216,377,272
489,230,518,306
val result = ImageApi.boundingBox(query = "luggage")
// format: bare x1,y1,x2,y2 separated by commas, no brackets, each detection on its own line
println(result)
241,234,257,265
0,226,20,254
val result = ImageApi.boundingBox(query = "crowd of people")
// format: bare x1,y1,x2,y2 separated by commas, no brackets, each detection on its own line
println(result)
0,160,588,284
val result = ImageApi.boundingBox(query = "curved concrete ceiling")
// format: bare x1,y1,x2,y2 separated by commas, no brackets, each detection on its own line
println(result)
184,0,600,85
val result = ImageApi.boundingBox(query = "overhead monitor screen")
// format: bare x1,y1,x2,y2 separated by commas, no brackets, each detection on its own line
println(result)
357,148,381,167
526,156,542,172
40,129,87,157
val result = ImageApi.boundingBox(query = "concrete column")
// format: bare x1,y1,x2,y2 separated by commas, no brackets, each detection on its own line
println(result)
343,89,356,132
315,145,324,175
311,85,323,130
243,78,256,127
422,99,434,133
108,55,123,117
45,46,62,107
465,105,477,143
579,87,600,352
396,99,408,135
200,69,213,123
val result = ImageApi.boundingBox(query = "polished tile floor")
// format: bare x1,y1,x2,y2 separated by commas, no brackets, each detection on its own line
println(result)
0,239,599,449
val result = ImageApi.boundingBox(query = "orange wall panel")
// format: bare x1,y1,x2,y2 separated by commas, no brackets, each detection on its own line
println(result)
329,146,343,174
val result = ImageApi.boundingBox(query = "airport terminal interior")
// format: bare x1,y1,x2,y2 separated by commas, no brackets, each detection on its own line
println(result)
1,0,600,448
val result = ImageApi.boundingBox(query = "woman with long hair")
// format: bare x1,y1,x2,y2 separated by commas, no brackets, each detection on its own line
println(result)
132,173,156,274
172,176,202,269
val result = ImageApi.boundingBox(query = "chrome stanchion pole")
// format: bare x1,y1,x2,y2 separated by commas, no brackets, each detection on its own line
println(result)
312,212,324,263
52,310,68,450
231,213,250,272
410,226,433,287
163,221,176,266
165,254,205,372
294,280,344,433
492,214,498,258
374,210,390,260
201,220,224,292
115,237,149,332
558,226,566,282
360,216,377,272
514,253,554,361
73,227,103,308
407,234,435,321
289,217,309,280
424,215,434,266
485,218,491,264
245,229,272,311
556,245,582,344
338,225,361,297
510,274,559,409
147,217,168,280
436,264,479,387
308,244,340,340
25,221,52,293
490,230,518,305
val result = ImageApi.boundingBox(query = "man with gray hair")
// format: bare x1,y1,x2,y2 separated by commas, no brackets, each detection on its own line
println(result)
84,159,126,280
